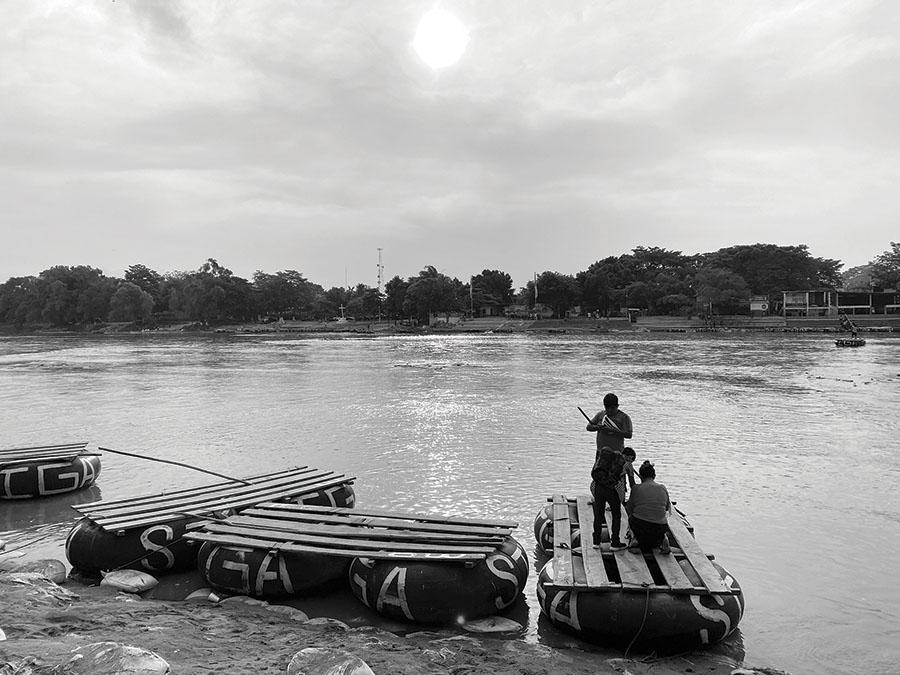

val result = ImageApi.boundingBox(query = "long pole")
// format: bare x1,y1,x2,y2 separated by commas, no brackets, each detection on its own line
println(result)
98,447,252,485
577,406,593,423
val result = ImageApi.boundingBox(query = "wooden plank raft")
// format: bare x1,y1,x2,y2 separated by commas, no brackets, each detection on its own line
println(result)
0,442,99,468
184,503,517,562
544,493,735,596
71,467,355,534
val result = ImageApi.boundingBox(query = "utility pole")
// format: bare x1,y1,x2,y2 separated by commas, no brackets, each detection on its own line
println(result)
376,248,384,322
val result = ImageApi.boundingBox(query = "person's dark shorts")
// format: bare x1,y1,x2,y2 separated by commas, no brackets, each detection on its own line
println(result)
628,516,668,552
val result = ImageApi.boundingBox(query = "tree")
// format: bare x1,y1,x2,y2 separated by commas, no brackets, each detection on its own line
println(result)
170,260,254,324
36,266,110,326
403,266,459,323
108,282,154,322
870,242,900,289
701,244,841,312
577,248,694,316
694,267,751,316
76,276,117,323
319,286,350,320
0,276,44,326
124,264,163,310
383,276,409,319
840,264,876,291
577,256,628,316
471,269,514,314
534,271,581,318
253,270,315,319
199,258,232,277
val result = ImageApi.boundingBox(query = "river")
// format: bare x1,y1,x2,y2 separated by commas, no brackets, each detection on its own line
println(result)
1,331,898,674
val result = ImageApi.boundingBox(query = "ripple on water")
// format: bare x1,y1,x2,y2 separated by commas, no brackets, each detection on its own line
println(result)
1,332,898,675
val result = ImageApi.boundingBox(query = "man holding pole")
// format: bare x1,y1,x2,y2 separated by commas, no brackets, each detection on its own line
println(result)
583,393,633,550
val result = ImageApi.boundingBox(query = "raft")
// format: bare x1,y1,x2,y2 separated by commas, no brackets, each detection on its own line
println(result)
65,466,355,575
186,503,528,619
0,443,101,500
537,494,744,652
532,497,693,552
835,337,866,347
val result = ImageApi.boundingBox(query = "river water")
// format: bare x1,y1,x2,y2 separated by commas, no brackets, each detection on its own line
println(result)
1,332,898,674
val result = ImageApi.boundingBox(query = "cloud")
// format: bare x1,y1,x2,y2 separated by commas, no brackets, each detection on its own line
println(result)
0,1,897,286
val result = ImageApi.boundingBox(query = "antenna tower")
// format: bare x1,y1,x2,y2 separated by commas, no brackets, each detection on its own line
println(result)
376,248,384,293
377,248,384,322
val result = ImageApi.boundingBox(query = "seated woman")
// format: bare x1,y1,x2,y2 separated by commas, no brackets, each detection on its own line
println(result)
625,460,672,554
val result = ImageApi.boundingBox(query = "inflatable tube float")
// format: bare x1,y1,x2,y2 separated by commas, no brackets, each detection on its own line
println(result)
537,557,744,651
197,541,349,598
348,536,529,624
533,501,693,553
66,483,355,575
1,455,100,500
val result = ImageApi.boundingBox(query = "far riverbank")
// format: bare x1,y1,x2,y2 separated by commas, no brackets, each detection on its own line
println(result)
5,313,897,338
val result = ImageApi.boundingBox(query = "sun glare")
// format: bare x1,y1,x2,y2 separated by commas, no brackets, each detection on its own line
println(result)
413,9,468,69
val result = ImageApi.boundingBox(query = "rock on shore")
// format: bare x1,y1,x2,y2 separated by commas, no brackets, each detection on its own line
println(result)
0,569,788,675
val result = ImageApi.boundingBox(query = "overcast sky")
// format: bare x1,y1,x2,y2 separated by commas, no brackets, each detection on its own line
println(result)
1,1,897,289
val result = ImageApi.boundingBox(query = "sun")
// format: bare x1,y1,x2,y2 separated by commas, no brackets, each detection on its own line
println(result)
413,9,469,69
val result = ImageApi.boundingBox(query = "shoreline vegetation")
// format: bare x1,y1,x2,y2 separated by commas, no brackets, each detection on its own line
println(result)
2,243,897,337
0,561,790,675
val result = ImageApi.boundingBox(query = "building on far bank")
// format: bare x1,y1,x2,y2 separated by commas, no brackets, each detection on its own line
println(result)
782,289,900,316
749,295,770,316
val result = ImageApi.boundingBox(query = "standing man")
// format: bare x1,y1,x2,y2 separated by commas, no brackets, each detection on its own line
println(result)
588,392,633,454
586,393,633,550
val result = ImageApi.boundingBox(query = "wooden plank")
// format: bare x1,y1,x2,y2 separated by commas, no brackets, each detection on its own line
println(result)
77,467,324,516
224,515,505,545
198,523,499,554
0,452,97,467
541,581,708,596
75,466,308,511
666,511,732,594
0,442,87,456
88,472,347,521
256,502,517,529
552,494,574,587
605,506,654,587
185,532,485,561
0,449,91,460
239,507,513,537
571,555,587,586
652,551,695,590
97,476,354,532
575,496,610,587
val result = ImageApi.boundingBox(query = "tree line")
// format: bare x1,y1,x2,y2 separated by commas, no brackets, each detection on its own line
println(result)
0,242,897,329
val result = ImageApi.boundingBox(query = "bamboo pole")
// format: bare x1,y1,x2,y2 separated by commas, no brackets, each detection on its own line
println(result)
97,447,252,485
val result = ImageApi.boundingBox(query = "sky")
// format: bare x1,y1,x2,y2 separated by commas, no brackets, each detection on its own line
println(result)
1,1,897,290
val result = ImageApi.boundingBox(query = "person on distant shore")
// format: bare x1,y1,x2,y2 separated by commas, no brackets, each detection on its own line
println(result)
586,392,633,453
589,445,627,550
626,460,672,554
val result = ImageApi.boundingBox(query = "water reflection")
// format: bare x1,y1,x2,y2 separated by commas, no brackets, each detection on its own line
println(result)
1,486,101,532
0,333,897,674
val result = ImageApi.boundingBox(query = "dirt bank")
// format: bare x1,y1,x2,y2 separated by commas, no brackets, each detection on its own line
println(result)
0,570,789,675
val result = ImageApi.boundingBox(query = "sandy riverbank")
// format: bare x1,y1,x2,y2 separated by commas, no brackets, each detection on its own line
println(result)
0,563,789,675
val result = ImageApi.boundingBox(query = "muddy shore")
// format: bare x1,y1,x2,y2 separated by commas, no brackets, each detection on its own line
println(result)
0,562,789,675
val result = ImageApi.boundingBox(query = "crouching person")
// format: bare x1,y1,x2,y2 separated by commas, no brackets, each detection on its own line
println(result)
625,460,672,554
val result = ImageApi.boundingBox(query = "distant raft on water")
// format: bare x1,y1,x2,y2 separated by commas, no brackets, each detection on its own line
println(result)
0,442,101,500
